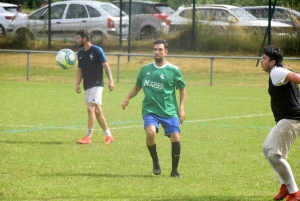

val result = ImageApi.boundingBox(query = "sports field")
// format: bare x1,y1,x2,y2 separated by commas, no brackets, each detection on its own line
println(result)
1,53,300,200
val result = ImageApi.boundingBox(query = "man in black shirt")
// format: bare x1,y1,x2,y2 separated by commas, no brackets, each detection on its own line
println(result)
261,45,300,201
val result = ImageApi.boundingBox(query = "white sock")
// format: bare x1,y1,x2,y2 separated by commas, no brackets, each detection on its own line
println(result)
86,129,93,138
104,129,112,136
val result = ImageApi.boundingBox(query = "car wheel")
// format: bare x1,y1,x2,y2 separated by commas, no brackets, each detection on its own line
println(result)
0,25,6,38
91,31,104,44
16,29,33,41
140,26,155,40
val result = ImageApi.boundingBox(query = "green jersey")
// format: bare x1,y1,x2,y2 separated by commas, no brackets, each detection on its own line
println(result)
136,62,186,118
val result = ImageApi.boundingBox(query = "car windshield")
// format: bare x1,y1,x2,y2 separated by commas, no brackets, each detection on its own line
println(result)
230,8,257,21
101,4,124,17
4,6,17,13
290,9,300,18
156,5,175,14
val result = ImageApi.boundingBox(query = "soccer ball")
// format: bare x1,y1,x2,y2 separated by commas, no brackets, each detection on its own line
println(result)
56,48,77,70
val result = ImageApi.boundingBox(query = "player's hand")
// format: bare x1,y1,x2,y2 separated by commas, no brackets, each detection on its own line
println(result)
178,108,185,124
108,81,114,91
75,85,81,94
122,99,129,110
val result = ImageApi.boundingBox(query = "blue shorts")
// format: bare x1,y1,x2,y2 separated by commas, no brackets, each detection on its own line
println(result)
143,113,180,137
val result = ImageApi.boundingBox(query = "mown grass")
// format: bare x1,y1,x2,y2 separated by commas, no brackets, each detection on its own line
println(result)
1,53,300,200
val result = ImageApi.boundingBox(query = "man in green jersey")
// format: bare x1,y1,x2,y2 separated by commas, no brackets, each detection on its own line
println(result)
122,39,186,178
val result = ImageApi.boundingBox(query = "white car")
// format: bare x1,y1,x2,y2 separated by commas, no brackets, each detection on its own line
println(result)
166,5,294,36
7,1,129,42
0,2,24,38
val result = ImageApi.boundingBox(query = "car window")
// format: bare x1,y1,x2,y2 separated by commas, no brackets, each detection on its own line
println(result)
87,5,101,17
124,3,142,15
180,9,214,21
155,5,174,14
43,5,66,20
230,8,257,21
66,4,88,19
213,10,231,22
4,6,17,13
101,4,121,17
144,4,154,14
29,7,48,20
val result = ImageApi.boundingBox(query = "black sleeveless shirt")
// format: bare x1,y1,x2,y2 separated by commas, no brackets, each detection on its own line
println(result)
268,67,300,122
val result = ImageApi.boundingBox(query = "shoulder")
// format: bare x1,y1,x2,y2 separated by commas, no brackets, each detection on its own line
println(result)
78,48,84,54
142,62,154,69
270,66,290,78
270,66,291,86
166,62,179,70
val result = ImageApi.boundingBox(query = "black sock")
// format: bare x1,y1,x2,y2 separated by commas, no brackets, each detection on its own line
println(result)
171,141,181,173
147,144,158,162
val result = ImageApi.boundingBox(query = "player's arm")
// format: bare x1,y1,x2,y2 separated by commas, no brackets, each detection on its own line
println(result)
178,87,186,124
102,62,114,91
122,86,142,110
285,72,300,84
75,68,82,94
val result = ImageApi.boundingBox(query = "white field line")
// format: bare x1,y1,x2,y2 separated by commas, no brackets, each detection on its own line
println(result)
0,113,272,131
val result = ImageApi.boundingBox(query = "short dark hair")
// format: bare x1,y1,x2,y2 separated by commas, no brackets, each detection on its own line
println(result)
263,45,283,66
154,39,168,50
76,29,90,41
17,4,22,11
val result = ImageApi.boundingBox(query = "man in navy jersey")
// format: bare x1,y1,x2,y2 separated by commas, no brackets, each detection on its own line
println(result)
75,29,114,145
261,45,300,201
122,39,186,178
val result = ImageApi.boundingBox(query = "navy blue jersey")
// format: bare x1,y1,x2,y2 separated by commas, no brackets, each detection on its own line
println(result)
78,45,107,90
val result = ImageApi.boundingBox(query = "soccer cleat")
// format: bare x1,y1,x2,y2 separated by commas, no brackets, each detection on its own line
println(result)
170,171,181,178
286,191,300,201
77,136,92,144
273,184,289,200
153,160,161,175
105,135,114,144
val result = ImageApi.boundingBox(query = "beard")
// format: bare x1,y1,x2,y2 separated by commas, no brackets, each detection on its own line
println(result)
78,42,84,48
154,57,162,63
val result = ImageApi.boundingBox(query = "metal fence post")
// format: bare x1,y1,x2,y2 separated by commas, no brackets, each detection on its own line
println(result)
210,57,214,86
117,55,121,83
27,52,30,81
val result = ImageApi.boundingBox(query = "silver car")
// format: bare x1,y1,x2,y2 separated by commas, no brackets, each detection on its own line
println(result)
166,5,294,37
242,6,300,27
0,2,23,38
7,1,129,42
112,0,174,40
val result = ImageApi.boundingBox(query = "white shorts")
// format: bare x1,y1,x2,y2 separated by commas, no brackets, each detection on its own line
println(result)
262,119,300,158
84,86,103,106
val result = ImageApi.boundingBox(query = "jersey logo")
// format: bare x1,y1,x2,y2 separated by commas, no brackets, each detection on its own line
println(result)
90,53,93,60
160,74,166,79
144,80,163,89
146,72,150,76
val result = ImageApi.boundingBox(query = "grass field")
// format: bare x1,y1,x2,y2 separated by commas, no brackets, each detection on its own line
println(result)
1,53,300,200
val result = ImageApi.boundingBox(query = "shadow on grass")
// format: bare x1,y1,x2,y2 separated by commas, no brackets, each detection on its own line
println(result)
40,172,156,178
0,140,63,145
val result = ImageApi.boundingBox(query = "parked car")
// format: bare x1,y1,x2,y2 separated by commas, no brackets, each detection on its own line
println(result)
166,5,294,37
242,6,300,27
6,1,129,42
0,2,23,37
112,0,174,39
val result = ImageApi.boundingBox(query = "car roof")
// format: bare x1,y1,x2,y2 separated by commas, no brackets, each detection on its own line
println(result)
0,2,17,7
112,0,169,5
179,4,240,9
242,5,300,16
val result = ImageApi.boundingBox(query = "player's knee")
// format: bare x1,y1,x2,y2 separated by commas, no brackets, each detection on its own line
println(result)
268,153,281,165
170,133,180,142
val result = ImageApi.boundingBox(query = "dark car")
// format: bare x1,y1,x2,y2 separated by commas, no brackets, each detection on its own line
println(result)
112,0,174,39
242,6,300,27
